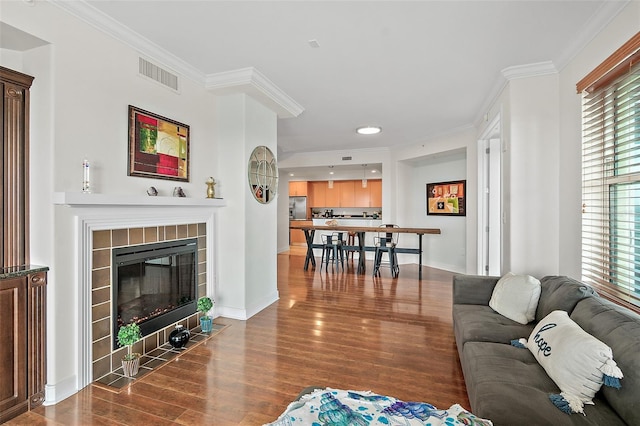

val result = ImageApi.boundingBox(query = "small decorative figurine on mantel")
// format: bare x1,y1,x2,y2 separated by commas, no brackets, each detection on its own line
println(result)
206,177,216,198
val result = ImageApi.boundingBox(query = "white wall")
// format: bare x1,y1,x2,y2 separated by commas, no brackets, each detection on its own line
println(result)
508,73,560,277
395,127,477,273
398,152,467,273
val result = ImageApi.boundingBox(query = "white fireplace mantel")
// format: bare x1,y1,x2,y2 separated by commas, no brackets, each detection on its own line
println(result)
53,192,227,207
52,191,225,397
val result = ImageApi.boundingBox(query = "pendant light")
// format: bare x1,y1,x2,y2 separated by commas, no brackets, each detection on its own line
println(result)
328,166,334,188
362,164,368,188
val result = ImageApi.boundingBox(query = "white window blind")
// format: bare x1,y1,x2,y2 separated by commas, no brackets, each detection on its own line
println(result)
581,57,640,307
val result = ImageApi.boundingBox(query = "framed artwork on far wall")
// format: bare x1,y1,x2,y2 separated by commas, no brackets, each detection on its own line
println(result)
128,105,190,182
426,180,466,216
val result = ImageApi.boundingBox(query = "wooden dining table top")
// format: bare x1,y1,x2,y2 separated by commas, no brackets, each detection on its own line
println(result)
289,223,441,235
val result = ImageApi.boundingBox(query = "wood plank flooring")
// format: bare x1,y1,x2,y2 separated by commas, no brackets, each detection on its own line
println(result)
7,249,469,425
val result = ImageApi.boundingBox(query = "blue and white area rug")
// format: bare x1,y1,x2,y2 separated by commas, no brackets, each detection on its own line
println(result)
266,388,493,426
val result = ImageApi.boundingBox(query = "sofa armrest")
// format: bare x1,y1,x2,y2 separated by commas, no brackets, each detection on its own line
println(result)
452,274,500,305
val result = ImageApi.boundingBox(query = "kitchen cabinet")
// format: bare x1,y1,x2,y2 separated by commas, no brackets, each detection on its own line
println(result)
325,182,341,207
339,180,355,207
354,182,369,207
0,269,47,423
290,220,312,245
308,179,382,208
289,181,308,196
369,179,382,207
308,181,326,207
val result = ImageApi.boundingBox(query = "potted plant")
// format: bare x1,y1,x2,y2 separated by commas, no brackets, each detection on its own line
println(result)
197,296,214,333
117,322,142,377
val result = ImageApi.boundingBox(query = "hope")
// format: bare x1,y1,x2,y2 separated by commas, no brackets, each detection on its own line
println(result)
532,323,557,357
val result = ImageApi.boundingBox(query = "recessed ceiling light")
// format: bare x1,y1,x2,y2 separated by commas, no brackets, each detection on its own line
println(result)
289,173,294,177
356,126,381,135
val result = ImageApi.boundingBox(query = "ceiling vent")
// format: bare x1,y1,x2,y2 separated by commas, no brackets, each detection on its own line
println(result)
139,57,179,92
342,156,352,161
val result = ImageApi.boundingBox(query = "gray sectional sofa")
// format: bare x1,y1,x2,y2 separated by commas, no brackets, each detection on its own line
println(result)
453,274,640,426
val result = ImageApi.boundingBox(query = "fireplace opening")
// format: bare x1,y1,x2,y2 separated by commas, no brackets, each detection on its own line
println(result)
112,238,198,349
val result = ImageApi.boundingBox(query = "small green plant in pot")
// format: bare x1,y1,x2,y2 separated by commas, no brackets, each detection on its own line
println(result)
117,322,142,377
197,296,214,333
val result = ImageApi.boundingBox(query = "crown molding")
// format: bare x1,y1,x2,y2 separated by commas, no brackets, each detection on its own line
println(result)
47,0,304,115
48,0,206,84
205,67,304,118
501,61,558,81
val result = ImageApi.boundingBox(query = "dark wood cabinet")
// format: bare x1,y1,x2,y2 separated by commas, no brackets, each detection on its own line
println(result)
0,269,47,423
0,276,27,422
0,67,47,423
1,66,34,268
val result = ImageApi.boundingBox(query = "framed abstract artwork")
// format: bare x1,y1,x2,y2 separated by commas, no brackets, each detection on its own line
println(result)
426,180,466,216
128,105,190,182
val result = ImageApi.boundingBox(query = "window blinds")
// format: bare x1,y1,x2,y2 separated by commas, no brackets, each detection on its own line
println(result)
581,59,640,307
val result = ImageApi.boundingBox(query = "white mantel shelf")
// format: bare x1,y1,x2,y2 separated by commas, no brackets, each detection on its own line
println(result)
53,192,227,207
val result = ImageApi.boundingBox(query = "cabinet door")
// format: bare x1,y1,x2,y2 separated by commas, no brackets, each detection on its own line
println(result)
0,276,28,421
309,181,326,207
289,181,308,196
354,182,369,208
325,182,341,207
339,180,355,207
369,180,382,207
1,68,34,268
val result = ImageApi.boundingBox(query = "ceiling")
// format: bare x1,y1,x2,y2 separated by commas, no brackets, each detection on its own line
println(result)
3,1,628,180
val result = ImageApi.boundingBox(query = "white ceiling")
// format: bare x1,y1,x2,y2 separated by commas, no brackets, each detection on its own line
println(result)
3,1,628,180
79,0,625,153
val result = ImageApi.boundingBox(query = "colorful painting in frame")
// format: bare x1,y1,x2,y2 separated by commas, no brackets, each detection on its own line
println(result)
426,180,466,216
128,105,190,182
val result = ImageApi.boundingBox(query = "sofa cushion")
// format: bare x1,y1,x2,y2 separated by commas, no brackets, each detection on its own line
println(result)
489,272,541,324
535,276,597,321
461,342,626,426
524,310,622,414
453,304,535,349
452,274,500,305
571,297,640,426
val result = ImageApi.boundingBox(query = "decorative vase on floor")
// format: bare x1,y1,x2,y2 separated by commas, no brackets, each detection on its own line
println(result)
121,356,140,377
169,324,190,349
200,316,213,333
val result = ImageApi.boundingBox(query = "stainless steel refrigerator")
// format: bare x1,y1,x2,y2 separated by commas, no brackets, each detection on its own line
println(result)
289,196,307,220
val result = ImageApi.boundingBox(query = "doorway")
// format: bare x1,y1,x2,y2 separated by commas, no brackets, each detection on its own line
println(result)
478,115,502,275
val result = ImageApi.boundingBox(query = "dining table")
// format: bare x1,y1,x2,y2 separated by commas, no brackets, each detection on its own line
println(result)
289,223,441,279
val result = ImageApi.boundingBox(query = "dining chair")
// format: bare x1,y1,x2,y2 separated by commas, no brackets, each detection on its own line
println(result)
373,224,399,278
320,232,346,271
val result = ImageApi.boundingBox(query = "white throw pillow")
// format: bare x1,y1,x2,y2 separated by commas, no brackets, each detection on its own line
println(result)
489,272,541,324
524,310,623,414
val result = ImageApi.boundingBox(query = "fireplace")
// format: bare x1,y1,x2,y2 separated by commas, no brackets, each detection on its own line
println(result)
112,238,198,349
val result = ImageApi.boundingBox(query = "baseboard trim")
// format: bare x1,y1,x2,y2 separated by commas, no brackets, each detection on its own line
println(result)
44,374,77,406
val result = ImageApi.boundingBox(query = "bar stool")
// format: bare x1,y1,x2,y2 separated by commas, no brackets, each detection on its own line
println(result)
373,224,399,278
320,232,346,271
345,231,357,262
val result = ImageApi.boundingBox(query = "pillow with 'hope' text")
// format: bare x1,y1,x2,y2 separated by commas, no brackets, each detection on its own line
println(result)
524,310,623,414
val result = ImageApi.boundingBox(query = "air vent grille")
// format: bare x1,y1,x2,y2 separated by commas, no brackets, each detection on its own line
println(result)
342,156,352,161
139,57,179,91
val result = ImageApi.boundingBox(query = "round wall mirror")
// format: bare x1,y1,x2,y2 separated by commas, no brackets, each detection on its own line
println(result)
248,145,278,204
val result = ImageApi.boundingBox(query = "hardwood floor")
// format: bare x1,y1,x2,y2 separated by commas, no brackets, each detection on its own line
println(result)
7,250,469,425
